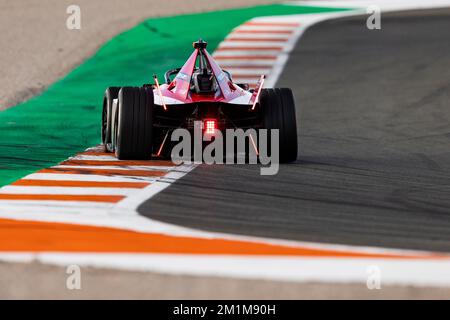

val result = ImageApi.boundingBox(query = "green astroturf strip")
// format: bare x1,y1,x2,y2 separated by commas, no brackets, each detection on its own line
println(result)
0,4,351,186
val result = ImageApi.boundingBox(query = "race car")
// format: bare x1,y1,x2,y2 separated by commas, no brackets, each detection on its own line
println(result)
101,39,298,163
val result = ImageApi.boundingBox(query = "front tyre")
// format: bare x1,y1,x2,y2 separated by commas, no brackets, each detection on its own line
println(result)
260,88,298,163
115,87,154,160
102,86,121,152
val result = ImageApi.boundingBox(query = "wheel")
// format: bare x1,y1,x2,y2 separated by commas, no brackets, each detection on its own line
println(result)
102,86,120,152
259,88,298,163
115,86,154,160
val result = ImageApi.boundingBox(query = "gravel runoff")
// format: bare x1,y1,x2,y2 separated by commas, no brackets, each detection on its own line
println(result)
0,0,280,110
1,261,450,299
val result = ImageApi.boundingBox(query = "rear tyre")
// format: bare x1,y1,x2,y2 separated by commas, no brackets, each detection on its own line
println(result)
115,86,154,160
102,86,121,152
260,88,298,163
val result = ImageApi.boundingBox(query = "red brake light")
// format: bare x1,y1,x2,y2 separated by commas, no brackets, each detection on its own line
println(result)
204,119,216,135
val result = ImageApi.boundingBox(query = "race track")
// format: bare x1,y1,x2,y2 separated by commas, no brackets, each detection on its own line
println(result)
139,9,450,253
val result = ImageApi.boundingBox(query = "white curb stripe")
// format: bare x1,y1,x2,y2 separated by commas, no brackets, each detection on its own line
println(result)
213,50,281,57
215,60,275,67
23,173,158,182
236,26,298,31
70,155,120,161
225,68,271,75
226,33,291,39
0,200,116,209
219,42,288,48
0,186,138,196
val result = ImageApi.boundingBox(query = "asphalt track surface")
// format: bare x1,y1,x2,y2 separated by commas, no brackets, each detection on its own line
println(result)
139,9,450,253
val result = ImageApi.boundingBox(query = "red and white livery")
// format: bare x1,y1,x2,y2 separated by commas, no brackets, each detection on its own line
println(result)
101,39,298,162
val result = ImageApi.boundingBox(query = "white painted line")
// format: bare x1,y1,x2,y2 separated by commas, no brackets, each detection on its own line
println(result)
256,13,356,87
112,163,197,212
1,253,450,287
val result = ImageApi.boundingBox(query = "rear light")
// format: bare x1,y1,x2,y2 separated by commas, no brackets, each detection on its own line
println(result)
204,119,217,135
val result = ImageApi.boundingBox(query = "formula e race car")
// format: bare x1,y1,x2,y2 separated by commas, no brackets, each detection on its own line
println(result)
101,39,298,163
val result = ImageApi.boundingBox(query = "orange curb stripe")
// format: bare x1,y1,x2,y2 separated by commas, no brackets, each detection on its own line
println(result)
12,179,149,189
39,167,166,177
244,22,300,27
0,218,433,259
234,30,294,34
60,159,174,167
0,194,124,203
215,56,277,60
217,47,283,51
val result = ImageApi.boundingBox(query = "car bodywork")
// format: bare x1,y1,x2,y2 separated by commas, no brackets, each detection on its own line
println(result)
104,39,297,163
109,40,265,157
